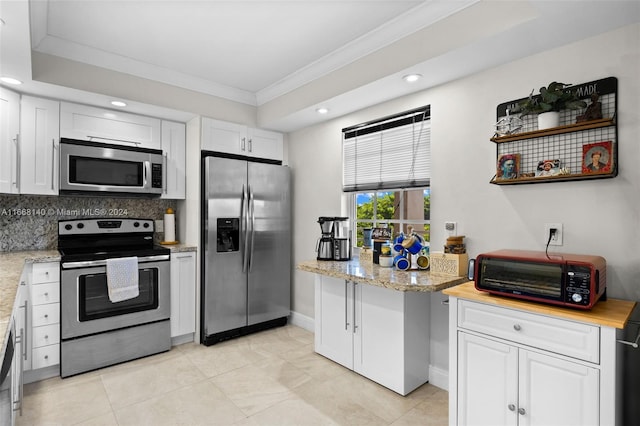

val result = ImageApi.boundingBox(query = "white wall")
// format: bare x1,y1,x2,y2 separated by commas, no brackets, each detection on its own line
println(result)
288,23,640,378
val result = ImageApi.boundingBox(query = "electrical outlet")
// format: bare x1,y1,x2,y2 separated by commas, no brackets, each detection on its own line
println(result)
445,221,457,235
155,219,164,233
544,223,563,246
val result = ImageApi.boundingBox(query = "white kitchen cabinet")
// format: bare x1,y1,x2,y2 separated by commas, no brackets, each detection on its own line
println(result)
60,102,161,150
26,262,61,375
161,120,186,200
170,251,196,341
445,284,633,426
19,96,60,195
457,332,598,426
201,117,283,161
314,274,430,395
0,87,20,194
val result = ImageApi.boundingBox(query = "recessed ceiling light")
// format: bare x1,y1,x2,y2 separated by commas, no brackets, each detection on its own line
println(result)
110,100,127,107
1,77,23,85
316,107,329,114
402,74,422,83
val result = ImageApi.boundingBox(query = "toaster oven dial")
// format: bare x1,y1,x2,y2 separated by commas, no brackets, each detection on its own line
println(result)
571,293,583,303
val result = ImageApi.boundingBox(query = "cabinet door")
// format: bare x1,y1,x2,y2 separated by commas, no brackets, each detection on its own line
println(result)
457,332,518,426
353,283,406,393
518,350,599,426
0,87,20,194
170,252,196,337
60,102,161,149
246,127,283,161
19,96,60,195
201,117,245,155
314,275,353,369
161,120,186,199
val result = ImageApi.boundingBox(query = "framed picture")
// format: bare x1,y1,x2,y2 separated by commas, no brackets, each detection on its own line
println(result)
536,159,561,177
497,153,520,180
582,141,612,174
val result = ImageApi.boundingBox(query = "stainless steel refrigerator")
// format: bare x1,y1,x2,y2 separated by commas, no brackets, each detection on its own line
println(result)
201,155,291,345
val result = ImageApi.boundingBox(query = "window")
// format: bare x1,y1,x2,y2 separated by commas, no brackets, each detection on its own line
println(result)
342,106,431,247
352,188,430,247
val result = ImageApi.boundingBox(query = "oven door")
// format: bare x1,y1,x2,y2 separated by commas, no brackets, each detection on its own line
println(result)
61,257,170,340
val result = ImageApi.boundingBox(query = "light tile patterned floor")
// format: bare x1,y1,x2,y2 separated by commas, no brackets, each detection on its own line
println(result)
17,325,448,425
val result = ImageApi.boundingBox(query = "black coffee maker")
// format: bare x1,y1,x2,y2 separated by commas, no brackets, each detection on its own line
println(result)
316,217,334,260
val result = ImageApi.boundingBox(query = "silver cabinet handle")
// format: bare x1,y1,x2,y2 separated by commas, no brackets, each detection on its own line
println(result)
352,282,358,333
518,408,526,415
345,281,349,330
21,300,28,360
241,137,246,151
248,138,252,152
508,404,516,412
513,324,522,331
51,138,56,190
14,134,20,188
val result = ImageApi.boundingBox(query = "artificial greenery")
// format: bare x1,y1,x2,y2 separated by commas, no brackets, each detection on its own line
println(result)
517,82,586,117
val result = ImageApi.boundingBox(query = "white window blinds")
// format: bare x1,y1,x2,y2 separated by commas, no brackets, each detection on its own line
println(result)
342,106,430,192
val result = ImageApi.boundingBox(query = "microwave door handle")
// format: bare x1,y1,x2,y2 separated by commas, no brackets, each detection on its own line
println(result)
87,136,142,146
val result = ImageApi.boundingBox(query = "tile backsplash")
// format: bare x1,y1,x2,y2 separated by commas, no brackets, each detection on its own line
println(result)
0,194,177,251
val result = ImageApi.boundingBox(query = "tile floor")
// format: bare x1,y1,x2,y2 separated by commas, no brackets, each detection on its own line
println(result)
17,325,448,425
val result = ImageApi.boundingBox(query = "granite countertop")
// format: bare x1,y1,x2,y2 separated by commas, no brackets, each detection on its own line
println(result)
297,258,469,292
1,250,61,356
161,243,197,253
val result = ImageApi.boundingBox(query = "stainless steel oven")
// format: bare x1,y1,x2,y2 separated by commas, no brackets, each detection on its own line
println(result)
58,219,171,378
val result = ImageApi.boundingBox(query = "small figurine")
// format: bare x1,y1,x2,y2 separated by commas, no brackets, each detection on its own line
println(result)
576,92,603,122
494,109,523,137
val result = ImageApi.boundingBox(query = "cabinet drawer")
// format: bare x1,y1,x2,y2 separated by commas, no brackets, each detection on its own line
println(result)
32,344,60,370
32,262,60,284
31,282,60,305
32,303,60,327
32,324,60,348
458,300,600,363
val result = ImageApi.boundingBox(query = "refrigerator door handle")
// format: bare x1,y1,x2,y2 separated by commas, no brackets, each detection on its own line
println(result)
248,186,256,272
242,184,250,273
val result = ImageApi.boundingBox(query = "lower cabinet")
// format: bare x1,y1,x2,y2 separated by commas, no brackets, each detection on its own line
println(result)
314,274,430,395
170,251,196,341
449,297,618,426
27,262,61,374
457,332,598,426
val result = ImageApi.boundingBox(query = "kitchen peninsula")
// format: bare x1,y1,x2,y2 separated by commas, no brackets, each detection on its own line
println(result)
298,258,468,396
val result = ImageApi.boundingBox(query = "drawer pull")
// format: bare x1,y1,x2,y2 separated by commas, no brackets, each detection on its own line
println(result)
518,408,526,415
513,324,522,331
44,314,48,318
44,355,49,360
508,404,516,412
44,292,49,297
44,335,49,339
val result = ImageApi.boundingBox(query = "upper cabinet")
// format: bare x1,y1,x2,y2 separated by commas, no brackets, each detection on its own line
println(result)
19,96,60,195
161,120,186,200
60,102,161,150
201,117,283,161
0,87,20,194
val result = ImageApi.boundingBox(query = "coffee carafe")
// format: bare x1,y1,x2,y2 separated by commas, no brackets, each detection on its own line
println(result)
316,217,334,260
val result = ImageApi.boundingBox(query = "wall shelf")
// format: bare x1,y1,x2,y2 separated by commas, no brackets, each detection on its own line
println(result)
490,77,618,185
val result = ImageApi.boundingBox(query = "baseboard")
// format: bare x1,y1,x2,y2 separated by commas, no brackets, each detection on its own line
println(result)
171,333,195,347
429,364,449,391
289,311,314,332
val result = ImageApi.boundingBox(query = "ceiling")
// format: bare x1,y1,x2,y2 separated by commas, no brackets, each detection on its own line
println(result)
1,1,639,132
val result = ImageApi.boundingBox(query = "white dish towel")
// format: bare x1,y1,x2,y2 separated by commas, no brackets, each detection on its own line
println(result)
106,256,140,303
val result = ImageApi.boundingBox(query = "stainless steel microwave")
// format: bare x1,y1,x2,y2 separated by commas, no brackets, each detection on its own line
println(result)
473,249,607,310
59,138,163,196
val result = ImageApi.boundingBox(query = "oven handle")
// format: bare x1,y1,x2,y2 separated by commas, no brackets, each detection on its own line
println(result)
62,254,170,269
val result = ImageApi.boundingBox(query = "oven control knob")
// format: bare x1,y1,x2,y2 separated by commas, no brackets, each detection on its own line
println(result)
143,222,150,228
133,222,140,227
77,223,84,229
571,293,583,303
64,224,72,230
